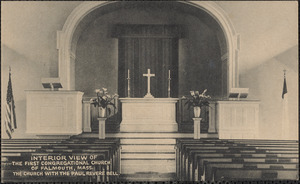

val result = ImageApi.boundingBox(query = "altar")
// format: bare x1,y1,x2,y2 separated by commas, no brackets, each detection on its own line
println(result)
119,98,179,132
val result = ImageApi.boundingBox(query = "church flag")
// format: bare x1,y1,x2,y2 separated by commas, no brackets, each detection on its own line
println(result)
282,75,287,99
281,70,289,139
4,67,17,139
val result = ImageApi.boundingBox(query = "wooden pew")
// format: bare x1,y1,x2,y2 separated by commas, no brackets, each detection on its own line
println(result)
212,167,299,181
178,142,253,181
203,160,299,181
176,139,235,180
176,139,241,180
176,139,298,181
196,155,298,181
37,139,120,182
2,152,107,183
1,151,112,182
188,147,298,181
1,138,121,183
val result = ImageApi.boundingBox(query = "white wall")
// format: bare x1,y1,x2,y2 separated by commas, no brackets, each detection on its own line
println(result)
1,2,81,138
240,46,298,140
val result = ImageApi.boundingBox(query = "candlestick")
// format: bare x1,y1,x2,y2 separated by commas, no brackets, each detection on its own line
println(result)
168,70,171,98
127,69,130,98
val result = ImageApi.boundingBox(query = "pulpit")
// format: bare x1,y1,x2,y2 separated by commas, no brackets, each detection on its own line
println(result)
26,90,83,135
214,100,260,139
119,98,179,132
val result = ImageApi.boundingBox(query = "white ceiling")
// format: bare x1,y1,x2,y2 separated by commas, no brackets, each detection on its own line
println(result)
216,1,298,72
1,1,298,71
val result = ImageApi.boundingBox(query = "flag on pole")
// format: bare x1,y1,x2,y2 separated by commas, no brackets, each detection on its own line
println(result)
282,74,287,99
281,70,289,139
4,67,17,139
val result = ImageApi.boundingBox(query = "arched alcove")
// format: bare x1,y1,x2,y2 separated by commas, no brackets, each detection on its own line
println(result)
57,1,239,97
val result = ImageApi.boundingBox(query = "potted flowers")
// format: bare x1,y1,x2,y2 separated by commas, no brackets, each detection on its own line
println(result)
90,88,118,118
183,89,211,118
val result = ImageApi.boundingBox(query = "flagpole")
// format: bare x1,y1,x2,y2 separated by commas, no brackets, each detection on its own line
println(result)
282,69,289,140
9,66,15,133
9,67,12,130
5,66,17,138
9,67,14,134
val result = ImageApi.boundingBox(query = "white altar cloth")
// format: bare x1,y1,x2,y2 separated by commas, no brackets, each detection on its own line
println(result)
119,98,179,132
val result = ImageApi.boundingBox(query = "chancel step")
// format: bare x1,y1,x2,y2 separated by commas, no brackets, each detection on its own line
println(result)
119,133,177,181
121,144,175,151
78,132,218,139
121,160,176,174
120,173,176,181
122,153,175,159
121,138,176,144
110,132,194,138
120,124,178,132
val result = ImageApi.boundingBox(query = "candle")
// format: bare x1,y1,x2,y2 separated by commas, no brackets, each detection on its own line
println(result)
168,70,170,79
128,69,130,78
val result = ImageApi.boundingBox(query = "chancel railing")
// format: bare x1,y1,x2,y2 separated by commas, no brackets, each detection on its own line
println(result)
82,97,122,133
82,97,217,134
82,97,259,139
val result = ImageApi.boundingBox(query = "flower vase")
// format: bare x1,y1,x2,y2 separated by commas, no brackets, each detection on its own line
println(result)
193,106,201,118
98,107,107,118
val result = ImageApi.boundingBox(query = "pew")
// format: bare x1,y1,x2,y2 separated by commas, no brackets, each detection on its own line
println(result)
194,155,298,181
213,168,299,181
1,138,121,183
176,139,299,181
204,160,299,181
194,152,298,181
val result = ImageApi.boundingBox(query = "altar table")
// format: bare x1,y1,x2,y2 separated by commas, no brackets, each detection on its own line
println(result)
119,98,179,132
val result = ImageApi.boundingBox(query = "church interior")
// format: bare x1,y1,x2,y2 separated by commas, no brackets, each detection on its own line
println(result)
1,1,298,182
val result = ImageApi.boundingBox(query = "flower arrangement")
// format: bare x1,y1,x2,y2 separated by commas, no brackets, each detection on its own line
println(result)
90,88,118,116
183,89,211,109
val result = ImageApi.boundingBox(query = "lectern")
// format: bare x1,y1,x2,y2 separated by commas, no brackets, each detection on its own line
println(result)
41,78,62,90
228,88,249,100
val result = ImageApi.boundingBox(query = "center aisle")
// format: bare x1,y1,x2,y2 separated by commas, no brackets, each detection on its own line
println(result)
79,132,218,181
120,134,177,181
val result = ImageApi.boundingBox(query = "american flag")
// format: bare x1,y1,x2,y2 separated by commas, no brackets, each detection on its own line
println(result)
4,68,17,139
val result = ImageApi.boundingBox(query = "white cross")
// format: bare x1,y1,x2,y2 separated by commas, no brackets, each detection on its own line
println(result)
143,69,155,98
